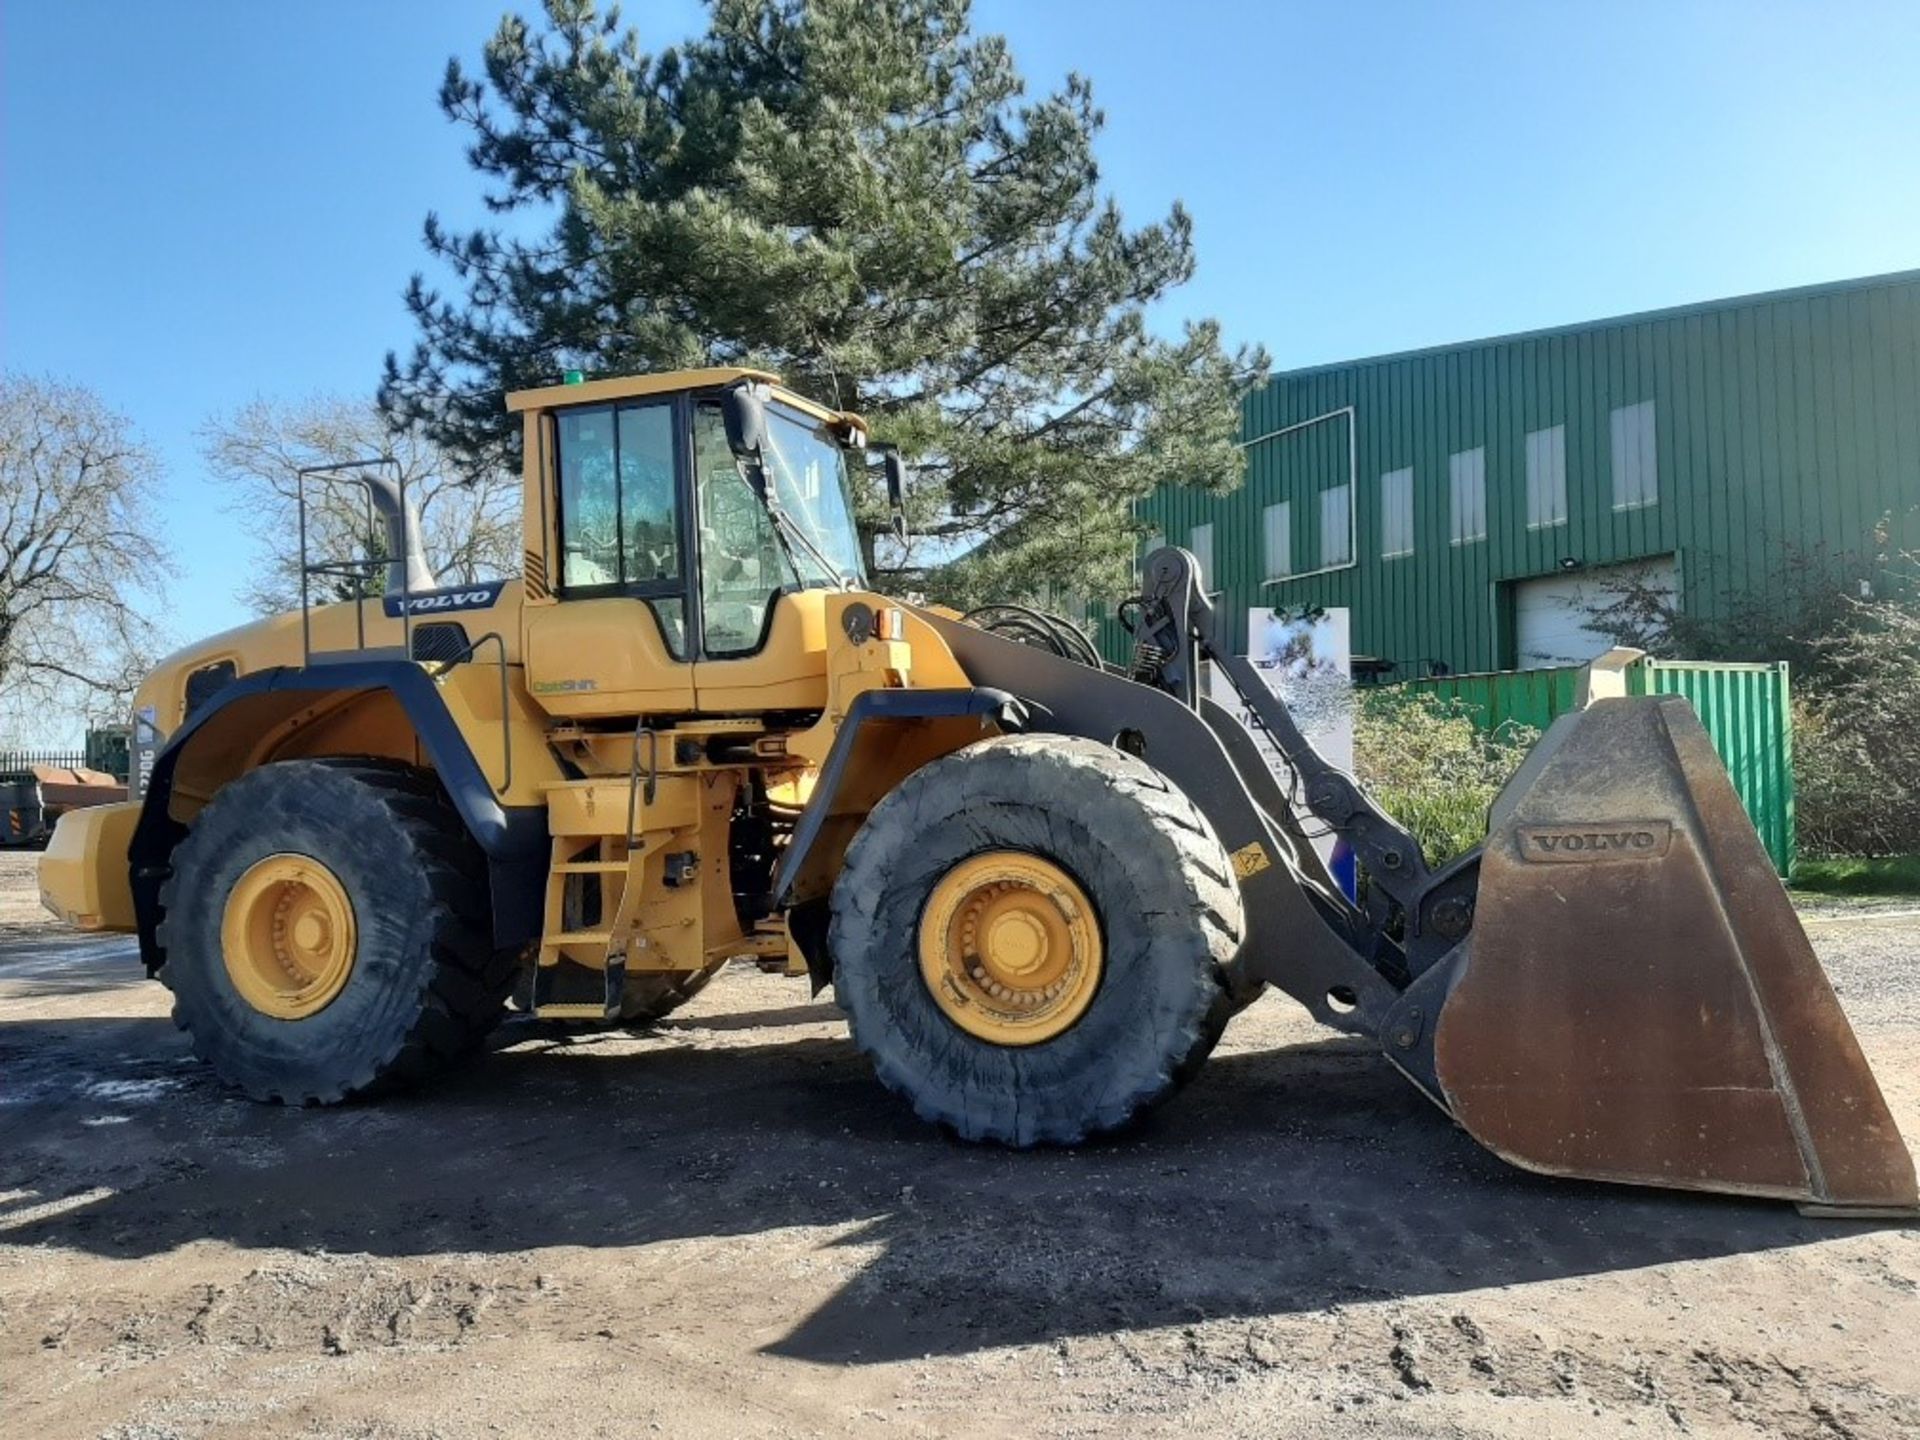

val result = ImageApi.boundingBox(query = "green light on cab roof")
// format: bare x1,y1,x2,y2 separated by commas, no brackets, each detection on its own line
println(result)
562,369,585,385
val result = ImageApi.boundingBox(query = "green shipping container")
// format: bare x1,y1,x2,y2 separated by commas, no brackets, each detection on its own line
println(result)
1395,664,1583,739
1627,659,1795,878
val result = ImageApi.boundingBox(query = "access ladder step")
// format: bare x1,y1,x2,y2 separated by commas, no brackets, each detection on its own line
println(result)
532,1003,610,1021
552,860,630,874
545,929,616,947
527,951,626,1023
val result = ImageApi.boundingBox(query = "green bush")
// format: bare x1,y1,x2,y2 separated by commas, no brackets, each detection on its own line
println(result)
1571,524,1919,859
1793,581,1920,857
1353,689,1538,866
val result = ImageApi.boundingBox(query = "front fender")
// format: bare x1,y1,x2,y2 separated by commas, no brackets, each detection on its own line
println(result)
771,686,1025,909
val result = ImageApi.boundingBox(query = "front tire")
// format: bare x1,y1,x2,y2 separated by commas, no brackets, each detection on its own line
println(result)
157,758,511,1104
829,735,1244,1146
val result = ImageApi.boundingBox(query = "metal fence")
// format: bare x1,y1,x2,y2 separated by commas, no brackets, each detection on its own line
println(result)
0,750,87,774
0,728,133,783
1392,659,1795,877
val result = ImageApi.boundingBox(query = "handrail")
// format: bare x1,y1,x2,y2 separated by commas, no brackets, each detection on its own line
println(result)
625,726,658,844
294,457,414,664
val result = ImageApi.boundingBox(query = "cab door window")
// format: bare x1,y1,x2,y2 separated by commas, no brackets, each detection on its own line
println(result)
555,401,686,656
693,403,796,655
618,406,679,583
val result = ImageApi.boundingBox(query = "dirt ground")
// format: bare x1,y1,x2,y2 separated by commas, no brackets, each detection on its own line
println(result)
2,849,1917,1439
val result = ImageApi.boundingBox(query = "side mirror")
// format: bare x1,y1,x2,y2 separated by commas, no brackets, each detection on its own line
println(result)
720,384,767,459
883,450,907,511
881,448,909,544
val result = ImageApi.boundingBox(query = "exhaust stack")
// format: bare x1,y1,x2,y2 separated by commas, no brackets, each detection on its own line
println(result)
361,469,438,599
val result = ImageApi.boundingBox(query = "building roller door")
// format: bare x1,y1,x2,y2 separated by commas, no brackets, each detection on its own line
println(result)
1514,555,1677,670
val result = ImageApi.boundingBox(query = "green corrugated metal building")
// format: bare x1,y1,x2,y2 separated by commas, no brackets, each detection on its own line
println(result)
1123,269,1920,674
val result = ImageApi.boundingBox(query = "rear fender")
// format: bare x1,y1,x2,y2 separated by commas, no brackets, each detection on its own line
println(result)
130,661,550,970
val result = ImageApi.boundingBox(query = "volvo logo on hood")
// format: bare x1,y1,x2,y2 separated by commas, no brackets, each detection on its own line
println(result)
382,580,507,618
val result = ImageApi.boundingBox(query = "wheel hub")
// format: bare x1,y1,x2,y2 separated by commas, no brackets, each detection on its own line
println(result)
918,851,1102,1045
220,854,358,1020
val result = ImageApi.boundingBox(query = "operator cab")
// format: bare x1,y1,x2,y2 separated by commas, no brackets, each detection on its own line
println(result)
507,368,878,716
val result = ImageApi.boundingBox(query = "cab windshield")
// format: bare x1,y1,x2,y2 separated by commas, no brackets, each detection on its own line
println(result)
760,405,866,586
693,399,867,654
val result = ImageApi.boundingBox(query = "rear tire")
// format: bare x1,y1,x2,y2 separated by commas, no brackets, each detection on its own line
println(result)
830,735,1244,1146
157,758,512,1104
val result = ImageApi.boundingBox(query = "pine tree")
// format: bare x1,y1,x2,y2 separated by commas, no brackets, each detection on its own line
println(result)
381,0,1265,605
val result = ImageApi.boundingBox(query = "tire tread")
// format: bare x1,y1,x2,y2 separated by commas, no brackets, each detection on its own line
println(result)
157,756,507,1104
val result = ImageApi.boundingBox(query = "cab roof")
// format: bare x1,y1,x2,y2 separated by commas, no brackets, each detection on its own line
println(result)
505,366,864,434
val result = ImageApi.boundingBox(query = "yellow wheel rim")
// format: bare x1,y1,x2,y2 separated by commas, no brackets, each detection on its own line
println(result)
220,854,358,1020
917,851,1103,1046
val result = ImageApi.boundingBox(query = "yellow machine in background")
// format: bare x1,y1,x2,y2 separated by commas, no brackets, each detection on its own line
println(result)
41,367,1919,1214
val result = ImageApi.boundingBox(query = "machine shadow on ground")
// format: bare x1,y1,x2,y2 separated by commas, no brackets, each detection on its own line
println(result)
2,942,1880,1367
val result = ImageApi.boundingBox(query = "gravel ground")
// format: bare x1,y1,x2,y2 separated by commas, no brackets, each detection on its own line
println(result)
2,848,1917,1439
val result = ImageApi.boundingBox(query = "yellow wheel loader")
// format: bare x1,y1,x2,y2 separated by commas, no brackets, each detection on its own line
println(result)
39,367,1917,1214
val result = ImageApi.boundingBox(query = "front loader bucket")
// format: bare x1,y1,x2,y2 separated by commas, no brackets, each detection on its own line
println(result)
1429,695,1917,1213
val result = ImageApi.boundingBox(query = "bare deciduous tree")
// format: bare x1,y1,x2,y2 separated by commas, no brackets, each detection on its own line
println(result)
0,374,173,734
199,396,520,615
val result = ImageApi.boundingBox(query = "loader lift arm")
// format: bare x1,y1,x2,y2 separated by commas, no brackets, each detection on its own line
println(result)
1121,547,1480,978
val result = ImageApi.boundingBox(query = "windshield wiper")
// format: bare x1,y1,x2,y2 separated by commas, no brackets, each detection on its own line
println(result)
767,503,856,589
748,439,855,589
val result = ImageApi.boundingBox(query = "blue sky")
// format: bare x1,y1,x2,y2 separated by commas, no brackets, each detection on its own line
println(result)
6,0,1920,661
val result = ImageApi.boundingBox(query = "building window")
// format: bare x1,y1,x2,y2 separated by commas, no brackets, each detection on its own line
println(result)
1525,424,1567,528
1449,447,1487,545
1380,468,1414,559
1262,502,1291,580
1320,485,1352,567
1611,400,1657,509
1189,522,1214,591
1140,530,1164,575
